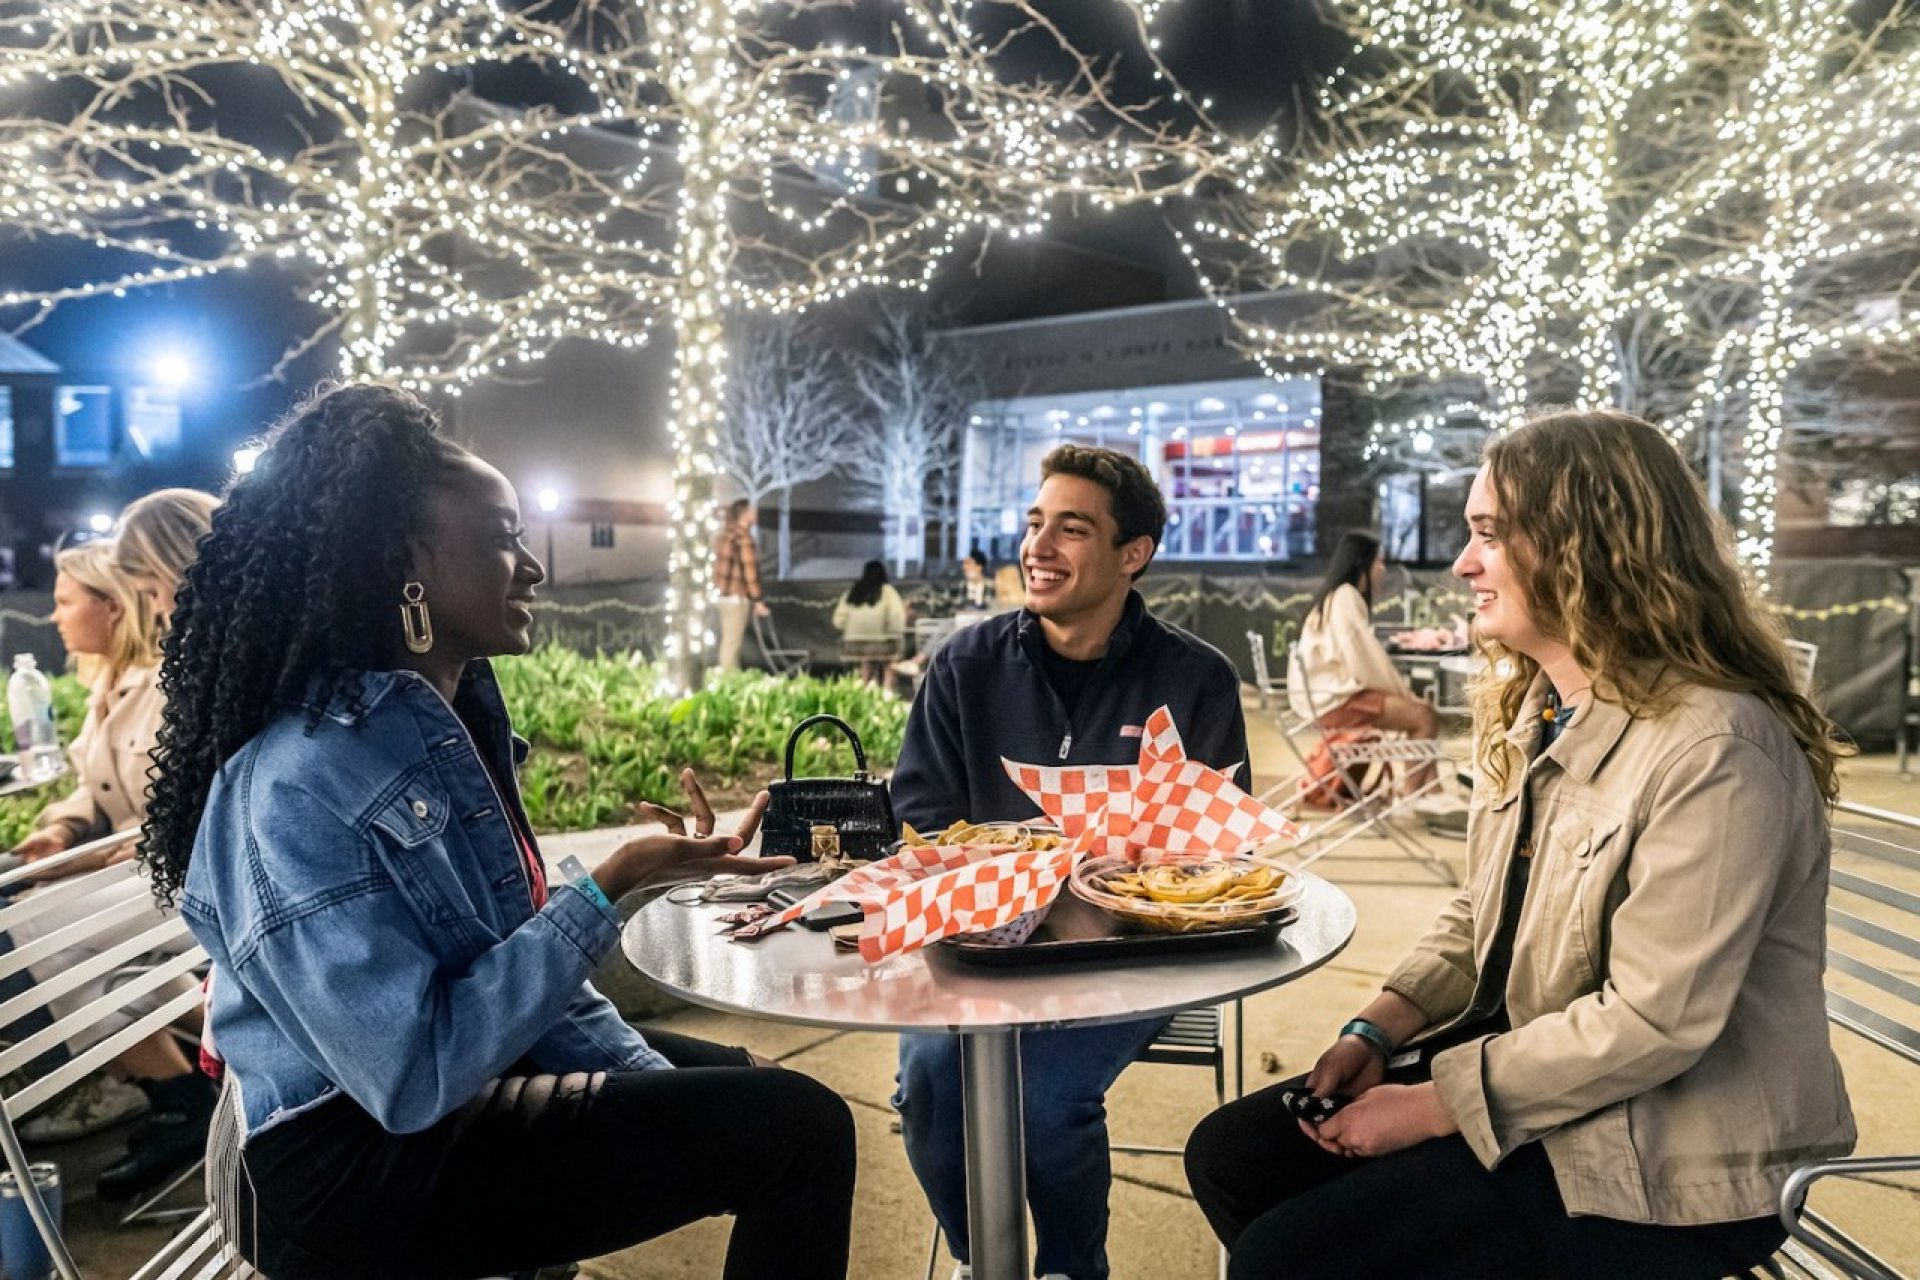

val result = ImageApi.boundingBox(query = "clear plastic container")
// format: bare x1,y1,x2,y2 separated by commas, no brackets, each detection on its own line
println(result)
7,655,59,779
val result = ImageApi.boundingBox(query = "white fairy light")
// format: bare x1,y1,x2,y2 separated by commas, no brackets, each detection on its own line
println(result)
0,0,1213,680
1184,0,1920,573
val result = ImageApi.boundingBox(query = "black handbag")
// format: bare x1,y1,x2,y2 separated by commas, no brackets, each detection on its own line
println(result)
760,714,899,862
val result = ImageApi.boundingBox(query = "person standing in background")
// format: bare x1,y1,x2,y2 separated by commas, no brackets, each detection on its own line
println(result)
713,498,769,672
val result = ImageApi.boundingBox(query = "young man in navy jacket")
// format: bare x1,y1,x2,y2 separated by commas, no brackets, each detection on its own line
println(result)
890,445,1251,1280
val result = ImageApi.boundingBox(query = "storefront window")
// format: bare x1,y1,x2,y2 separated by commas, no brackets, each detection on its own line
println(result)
55,385,114,467
961,377,1321,562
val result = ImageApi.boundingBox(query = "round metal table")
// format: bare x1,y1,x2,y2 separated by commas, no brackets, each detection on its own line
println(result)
623,873,1356,1280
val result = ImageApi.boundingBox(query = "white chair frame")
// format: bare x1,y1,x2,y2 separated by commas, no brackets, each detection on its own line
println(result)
1263,655,1459,886
1784,639,1819,698
750,609,810,676
0,830,254,1278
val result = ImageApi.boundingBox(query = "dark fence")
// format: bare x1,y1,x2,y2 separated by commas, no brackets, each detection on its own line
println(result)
3,558,1912,746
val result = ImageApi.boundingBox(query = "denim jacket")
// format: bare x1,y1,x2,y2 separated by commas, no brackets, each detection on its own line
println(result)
181,662,667,1140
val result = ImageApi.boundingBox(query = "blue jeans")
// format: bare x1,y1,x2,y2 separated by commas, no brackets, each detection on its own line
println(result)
893,1017,1170,1280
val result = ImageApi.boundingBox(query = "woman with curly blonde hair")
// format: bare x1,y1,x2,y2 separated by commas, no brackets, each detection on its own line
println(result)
1187,408,1854,1279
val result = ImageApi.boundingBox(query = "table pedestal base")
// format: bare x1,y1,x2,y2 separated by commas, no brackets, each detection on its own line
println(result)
960,1029,1026,1280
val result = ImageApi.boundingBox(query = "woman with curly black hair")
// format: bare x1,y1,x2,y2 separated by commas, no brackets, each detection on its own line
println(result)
142,382,855,1279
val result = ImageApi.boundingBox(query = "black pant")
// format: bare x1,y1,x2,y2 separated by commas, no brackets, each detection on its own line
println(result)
238,1028,855,1280
1185,1074,1786,1280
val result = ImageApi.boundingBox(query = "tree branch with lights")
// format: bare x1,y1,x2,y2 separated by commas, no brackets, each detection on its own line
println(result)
716,313,853,581
0,0,1220,681
1183,0,1920,569
844,297,982,578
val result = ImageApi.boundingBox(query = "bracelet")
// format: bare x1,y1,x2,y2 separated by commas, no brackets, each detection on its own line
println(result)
1340,1018,1396,1059
559,856,615,914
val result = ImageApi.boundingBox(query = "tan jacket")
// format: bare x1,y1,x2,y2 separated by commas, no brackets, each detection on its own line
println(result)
1385,672,1855,1224
1287,585,1411,722
35,663,163,843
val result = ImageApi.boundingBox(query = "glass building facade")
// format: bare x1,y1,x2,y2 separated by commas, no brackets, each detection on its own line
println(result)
960,374,1323,564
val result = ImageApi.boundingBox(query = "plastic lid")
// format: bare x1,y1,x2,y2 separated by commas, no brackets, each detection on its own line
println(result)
12,654,37,670
0,1163,60,1192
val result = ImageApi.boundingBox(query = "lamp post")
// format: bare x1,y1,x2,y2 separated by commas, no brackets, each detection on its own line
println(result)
535,487,561,583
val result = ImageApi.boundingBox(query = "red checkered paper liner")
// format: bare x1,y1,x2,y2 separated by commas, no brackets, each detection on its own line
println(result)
749,708,1294,961
1002,705,1298,863
757,833,1094,962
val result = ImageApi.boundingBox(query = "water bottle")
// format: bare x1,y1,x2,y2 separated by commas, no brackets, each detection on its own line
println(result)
7,655,58,780
0,1162,64,1280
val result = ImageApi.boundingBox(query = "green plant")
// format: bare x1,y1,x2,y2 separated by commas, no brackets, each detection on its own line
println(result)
1,671,89,849
492,648,908,832
0,651,912,843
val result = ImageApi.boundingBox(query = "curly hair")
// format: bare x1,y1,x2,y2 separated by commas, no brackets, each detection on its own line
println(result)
1467,408,1847,800
140,383,469,907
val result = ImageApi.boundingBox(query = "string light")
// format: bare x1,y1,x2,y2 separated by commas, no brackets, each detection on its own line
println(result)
0,0,1215,684
1182,0,1920,574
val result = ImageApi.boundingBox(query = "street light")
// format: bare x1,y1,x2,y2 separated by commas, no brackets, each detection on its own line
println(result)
87,513,113,535
535,486,561,583
146,349,195,390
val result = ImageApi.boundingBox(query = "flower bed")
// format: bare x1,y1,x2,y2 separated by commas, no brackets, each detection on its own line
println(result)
0,649,908,843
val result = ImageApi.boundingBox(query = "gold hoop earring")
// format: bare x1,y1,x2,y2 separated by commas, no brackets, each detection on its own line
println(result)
400,582,435,655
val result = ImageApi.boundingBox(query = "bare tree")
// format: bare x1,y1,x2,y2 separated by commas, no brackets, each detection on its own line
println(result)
718,314,852,579
846,300,981,577
0,3,672,384
1187,0,1920,568
0,0,1222,683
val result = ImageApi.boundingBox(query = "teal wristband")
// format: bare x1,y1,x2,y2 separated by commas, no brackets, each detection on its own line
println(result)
559,856,614,913
1340,1018,1395,1058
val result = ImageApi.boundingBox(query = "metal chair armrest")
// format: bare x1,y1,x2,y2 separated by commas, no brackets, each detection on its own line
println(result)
1779,1154,1920,1280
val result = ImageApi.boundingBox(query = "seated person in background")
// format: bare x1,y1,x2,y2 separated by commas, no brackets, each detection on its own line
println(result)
1288,530,1442,801
833,558,907,685
948,548,993,613
893,551,996,684
4,542,212,1187
114,487,220,627
1186,409,1855,1280
890,444,1249,1280
12,542,163,871
142,383,855,1280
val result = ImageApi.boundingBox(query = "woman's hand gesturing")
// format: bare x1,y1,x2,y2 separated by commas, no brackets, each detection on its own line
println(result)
596,769,785,901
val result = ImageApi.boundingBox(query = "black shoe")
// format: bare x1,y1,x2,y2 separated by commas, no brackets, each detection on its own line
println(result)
96,1072,216,1202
